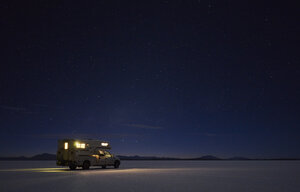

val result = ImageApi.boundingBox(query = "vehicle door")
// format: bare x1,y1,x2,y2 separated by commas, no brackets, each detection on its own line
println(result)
92,150,106,165
98,150,106,165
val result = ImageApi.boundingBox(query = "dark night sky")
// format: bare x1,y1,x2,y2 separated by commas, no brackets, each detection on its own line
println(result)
0,0,299,158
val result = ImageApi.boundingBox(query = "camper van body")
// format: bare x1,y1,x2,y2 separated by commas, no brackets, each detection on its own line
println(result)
56,139,120,170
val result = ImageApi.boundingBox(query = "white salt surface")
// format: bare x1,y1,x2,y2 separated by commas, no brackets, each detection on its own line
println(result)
0,160,300,192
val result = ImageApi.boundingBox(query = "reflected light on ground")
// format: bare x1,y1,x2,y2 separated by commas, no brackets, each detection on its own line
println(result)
0,168,68,173
0,167,201,174
78,168,199,175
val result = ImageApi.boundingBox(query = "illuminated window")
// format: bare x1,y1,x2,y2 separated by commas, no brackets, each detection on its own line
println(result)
64,142,68,150
75,142,86,149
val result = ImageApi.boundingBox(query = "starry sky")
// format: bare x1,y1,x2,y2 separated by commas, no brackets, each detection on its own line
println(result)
0,0,299,158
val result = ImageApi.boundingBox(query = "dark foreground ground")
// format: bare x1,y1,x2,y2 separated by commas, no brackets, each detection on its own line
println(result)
0,160,300,192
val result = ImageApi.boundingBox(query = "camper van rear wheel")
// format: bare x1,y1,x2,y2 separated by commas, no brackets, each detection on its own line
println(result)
83,161,90,170
102,165,106,169
114,160,120,168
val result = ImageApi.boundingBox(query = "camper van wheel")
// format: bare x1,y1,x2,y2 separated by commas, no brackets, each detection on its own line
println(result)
69,164,77,170
83,161,90,170
102,165,106,169
114,160,120,168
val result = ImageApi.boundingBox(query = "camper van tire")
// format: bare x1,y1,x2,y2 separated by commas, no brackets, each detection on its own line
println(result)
114,160,120,168
69,164,77,170
102,165,106,169
83,160,90,170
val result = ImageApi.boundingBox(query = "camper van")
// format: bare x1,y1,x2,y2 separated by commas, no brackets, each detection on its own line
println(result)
56,139,120,170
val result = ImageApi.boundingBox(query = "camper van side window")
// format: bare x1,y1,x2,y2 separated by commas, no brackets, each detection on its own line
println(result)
75,142,86,149
64,142,68,150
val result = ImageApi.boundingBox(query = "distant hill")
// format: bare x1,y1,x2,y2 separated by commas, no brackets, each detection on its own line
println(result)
0,156,28,160
192,155,221,160
31,153,56,160
117,155,178,160
228,156,251,160
0,154,223,161
116,155,250,160
0,153,299,161
0,153,56,161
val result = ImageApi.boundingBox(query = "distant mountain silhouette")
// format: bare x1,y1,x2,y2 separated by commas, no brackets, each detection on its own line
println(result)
193,155,221,160
31,153,56,160
116,155,178,160
0,153,56,161
0,154,223,160
0,156,28,160
228,156,250,160
0,153,299,161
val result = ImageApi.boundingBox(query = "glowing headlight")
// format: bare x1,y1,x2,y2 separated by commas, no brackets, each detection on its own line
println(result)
101,142,109,147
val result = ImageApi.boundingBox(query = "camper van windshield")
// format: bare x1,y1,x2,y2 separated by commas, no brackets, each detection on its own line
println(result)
104,151,112,158
99,150,104,156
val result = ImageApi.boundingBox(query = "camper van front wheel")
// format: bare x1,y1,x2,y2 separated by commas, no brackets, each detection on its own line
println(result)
114,160,120,168
83,161,90,170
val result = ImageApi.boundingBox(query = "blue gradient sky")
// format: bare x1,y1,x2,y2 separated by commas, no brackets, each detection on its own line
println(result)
0,0,299,158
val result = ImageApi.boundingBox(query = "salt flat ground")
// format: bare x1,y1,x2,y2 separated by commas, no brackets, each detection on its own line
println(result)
0,160,300,192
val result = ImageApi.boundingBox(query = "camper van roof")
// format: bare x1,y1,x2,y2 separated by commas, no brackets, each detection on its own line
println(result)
58,139,111,149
